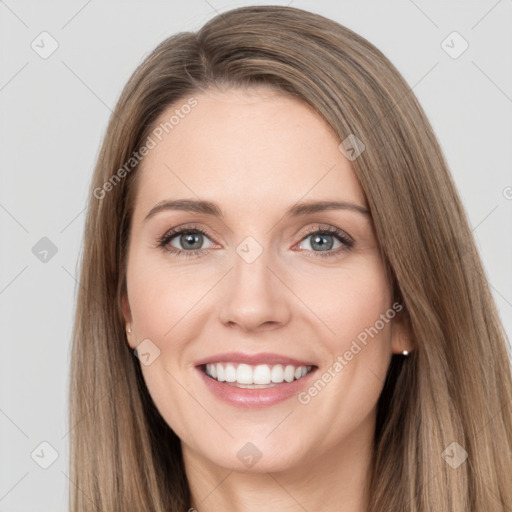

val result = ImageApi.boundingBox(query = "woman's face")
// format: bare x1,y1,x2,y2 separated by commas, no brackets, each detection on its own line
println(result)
122,86,410,473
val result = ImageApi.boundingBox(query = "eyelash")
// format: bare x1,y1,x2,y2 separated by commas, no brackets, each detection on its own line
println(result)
156,224,354,259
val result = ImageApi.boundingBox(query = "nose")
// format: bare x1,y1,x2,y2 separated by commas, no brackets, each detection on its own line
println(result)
218,246,292,333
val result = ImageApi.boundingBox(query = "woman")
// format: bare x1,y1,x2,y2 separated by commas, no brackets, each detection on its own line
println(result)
69,5,512,511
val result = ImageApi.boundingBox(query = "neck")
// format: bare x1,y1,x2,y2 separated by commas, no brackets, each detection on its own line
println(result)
183,412,374,512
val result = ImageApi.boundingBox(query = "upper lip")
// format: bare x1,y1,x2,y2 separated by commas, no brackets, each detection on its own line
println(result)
194,352,317,367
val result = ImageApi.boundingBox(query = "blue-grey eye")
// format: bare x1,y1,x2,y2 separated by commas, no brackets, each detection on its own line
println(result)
176,231,205,250
311,233,335,251
301,232,343,252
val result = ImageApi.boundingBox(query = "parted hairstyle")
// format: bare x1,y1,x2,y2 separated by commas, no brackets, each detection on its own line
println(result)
69,5,512,511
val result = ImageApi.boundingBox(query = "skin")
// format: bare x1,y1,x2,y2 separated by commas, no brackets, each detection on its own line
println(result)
122,85,412,512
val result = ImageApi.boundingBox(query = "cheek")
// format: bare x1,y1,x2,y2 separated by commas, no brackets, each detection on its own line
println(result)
126,250,206,340
291,254,392,352
295,257,394,421
126,251,202,437
292,254,394,414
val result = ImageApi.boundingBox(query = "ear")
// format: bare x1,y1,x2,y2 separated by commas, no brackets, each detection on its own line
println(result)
121,294,132,323
121,294,135,349
390,308,414,355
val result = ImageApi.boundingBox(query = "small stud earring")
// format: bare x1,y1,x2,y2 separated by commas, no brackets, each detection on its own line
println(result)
402,350,409,356
127,326,132,333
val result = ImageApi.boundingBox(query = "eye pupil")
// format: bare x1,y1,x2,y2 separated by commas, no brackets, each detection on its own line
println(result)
181,232,203,249
311,234,333,251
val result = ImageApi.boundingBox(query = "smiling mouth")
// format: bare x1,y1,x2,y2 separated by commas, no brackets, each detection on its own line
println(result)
200,362,316,388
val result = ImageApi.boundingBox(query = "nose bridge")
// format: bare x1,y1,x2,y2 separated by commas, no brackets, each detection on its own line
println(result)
218,236,290,331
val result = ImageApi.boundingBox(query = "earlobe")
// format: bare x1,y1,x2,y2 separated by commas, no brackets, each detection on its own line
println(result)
391,311,414,355
121,295,136,349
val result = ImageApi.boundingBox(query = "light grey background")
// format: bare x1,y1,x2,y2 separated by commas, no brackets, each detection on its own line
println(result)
1,0,511,510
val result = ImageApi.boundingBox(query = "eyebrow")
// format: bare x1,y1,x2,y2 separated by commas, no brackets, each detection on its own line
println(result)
143,198,371,222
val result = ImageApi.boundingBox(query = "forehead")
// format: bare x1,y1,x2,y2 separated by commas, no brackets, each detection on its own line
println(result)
132,87,367,221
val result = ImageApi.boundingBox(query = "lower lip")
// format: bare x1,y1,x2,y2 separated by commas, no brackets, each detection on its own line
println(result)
196,366,318,409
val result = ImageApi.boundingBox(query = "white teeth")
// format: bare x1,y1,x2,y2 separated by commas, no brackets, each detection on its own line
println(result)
253,364,271,384
271,364,284,383
225,364,237,383
284,365,295,383
204,362,313,385
236,364,252,384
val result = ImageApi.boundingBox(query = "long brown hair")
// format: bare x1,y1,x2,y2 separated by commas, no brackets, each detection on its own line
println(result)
69,5,512,511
